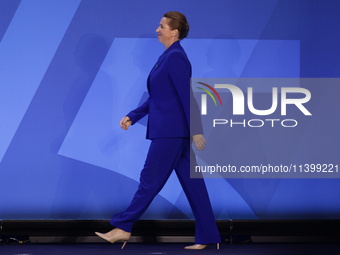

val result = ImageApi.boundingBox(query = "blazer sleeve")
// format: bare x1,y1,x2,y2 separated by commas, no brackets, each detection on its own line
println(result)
126,96,150,125
167,52,203,135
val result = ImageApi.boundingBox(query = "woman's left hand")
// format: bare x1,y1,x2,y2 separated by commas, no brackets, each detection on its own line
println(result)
192,134,206,151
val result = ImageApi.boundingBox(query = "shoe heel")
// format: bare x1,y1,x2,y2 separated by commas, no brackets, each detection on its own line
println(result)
121,240,128,249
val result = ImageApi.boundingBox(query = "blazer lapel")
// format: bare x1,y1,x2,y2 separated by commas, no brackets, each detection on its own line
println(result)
147,52,166,92
149,53,166,77
147,41,182,91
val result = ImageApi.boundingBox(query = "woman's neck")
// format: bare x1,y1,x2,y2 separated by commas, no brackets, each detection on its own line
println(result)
164,39,179,50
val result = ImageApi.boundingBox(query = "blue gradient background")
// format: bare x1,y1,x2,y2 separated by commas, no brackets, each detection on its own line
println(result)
0,0,339,220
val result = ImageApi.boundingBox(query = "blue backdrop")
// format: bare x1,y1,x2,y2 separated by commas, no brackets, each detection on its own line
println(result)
0,0,339,220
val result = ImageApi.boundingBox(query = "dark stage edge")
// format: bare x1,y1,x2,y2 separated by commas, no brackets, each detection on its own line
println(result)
1,220,340,245
0,243,340,255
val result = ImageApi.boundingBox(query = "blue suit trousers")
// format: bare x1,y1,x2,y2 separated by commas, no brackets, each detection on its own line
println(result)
110,138,221,244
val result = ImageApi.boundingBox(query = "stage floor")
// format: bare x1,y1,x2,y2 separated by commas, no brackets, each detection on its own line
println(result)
0,243,339,255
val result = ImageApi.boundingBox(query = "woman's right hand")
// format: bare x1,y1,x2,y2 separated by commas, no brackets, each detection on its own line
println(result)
120,116,132,130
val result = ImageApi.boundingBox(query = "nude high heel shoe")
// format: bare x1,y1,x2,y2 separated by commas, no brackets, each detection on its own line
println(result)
184,243,220,250
95,229,131,249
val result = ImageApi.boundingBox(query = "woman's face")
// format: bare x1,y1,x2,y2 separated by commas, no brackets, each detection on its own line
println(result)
156,17,176,46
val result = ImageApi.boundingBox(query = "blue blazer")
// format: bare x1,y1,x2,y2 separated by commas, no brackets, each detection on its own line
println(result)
127,41,202,139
